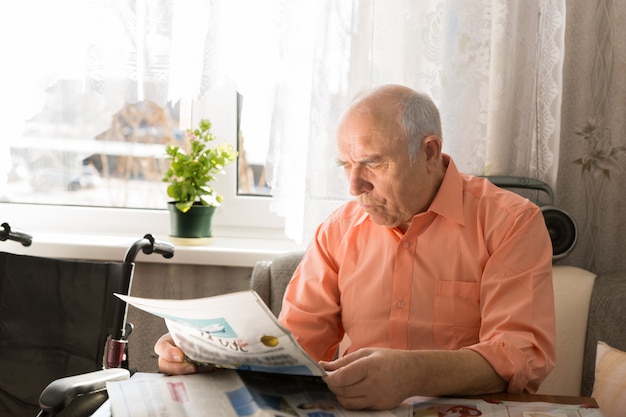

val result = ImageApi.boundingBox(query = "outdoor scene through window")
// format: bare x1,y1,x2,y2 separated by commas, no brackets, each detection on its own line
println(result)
1,1,272,212
5,92,270,210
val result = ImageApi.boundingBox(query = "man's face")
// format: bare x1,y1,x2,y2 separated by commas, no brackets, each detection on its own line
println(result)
337,109,437,231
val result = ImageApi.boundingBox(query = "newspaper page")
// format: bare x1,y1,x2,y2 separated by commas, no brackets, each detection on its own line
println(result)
106,371,403,417
105,372,604,417
106,372,257,417
116,291,325,376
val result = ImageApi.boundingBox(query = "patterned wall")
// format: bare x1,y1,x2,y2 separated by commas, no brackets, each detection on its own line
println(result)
556,0,626,274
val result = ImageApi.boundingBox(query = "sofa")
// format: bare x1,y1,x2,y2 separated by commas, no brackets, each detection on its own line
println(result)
250,253,626,399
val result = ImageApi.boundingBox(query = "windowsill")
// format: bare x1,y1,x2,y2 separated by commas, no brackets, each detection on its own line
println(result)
2,230,305,267
1,203,305,268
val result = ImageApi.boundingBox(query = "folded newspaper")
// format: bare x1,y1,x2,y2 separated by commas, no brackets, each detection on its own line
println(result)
116,290,325,376
105,371,402,417
104,371,604,417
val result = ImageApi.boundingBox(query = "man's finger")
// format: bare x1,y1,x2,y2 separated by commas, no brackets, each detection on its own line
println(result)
323,357,369,388
154,333,198,375
320,348,369,371
157,356,197,375
154,333,184,362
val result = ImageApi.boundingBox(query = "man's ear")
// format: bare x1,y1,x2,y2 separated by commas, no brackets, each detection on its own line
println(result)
423,135,442,162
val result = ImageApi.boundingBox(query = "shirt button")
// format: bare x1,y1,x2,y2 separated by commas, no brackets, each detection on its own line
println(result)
396,300,405,308
403,242,411,248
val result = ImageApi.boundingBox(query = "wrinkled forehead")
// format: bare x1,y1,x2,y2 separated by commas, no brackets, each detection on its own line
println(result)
336,110,408,162
338,103,402,141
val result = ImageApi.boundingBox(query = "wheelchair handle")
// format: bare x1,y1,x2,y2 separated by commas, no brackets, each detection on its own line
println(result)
0,222,33,246
150,238,176,259
109,234,174,346
124,234,174,263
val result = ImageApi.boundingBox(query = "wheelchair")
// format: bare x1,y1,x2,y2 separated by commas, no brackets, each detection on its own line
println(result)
0,223,174,417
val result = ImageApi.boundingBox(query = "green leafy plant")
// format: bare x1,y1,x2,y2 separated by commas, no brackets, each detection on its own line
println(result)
163,119,238,213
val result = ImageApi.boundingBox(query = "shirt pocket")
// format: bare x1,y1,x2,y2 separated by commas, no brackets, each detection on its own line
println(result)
433,280,481,348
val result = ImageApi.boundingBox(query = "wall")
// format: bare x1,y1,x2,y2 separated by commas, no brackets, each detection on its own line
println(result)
126,262,253,372
556,0,626,274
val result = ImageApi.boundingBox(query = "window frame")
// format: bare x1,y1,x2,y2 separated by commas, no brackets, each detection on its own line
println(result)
1,81,288,246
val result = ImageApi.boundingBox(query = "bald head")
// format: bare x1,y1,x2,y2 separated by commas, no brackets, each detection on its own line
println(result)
342,85,442,164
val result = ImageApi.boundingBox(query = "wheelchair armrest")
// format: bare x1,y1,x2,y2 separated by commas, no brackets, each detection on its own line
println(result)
39,368,130,413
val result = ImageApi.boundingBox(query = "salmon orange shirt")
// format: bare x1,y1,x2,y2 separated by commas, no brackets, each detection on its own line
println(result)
278,155,556,393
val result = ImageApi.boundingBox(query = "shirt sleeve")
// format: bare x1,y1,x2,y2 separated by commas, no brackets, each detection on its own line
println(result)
278,225,345,361
465,205,556,393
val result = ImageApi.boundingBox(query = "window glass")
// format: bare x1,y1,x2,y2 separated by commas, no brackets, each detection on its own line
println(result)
1,0,272,213
0,0,284,237
10,95,180,209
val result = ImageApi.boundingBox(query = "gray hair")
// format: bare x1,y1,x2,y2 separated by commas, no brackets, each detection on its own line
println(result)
398,91,442,165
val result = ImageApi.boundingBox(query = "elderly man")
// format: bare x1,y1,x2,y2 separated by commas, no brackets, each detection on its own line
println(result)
155,85,555,410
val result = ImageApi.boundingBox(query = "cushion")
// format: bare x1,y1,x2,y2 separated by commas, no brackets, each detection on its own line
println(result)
536,265,596,396
249,252,304,317
592,341,626,417
582,270,626,396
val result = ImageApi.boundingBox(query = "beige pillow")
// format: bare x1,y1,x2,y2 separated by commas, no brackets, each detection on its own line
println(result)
592,341,626,417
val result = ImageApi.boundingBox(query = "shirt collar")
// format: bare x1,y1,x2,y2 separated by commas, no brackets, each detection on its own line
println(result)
427,154,466,226
355,210,369,226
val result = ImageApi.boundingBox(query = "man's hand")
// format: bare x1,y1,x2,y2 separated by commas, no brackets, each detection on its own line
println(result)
154,333,198,375
320,348,416,410
320,347,507,411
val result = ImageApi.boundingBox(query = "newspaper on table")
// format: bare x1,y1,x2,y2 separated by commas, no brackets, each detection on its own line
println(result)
105,371,401,417
116,290,325,376
104,371,605,417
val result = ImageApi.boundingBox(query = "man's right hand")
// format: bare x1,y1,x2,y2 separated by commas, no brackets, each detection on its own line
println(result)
154,333,198,375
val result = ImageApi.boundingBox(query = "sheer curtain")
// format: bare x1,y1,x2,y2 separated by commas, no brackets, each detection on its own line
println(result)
1,1,566,244
0,0,223,204
261,0,566,243
0,0,220,138
85,0,223,121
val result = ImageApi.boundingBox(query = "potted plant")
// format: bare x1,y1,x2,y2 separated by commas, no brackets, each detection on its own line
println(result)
163,119,238,240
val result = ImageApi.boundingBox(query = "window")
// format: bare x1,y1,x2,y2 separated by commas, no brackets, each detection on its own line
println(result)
1,82,285,237
0,1,284,238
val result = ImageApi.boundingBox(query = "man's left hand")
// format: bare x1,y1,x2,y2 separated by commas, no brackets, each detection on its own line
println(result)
320,348,416,410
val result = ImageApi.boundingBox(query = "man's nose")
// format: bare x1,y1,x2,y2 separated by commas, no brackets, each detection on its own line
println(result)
348,166,372,196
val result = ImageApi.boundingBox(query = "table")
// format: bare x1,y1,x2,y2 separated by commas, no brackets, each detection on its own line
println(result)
473,392,599,407
93,392,601,417
93,371,599,417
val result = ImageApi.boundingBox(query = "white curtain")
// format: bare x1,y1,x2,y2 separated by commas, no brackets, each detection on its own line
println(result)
257,0,566,243
0,0,221,145
1,0,566,244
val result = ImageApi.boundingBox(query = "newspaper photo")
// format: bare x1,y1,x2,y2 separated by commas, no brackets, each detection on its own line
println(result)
116,290,325,376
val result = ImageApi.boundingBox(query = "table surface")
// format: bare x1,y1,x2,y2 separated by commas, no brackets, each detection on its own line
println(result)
94,377,601,417
469,392,598,407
